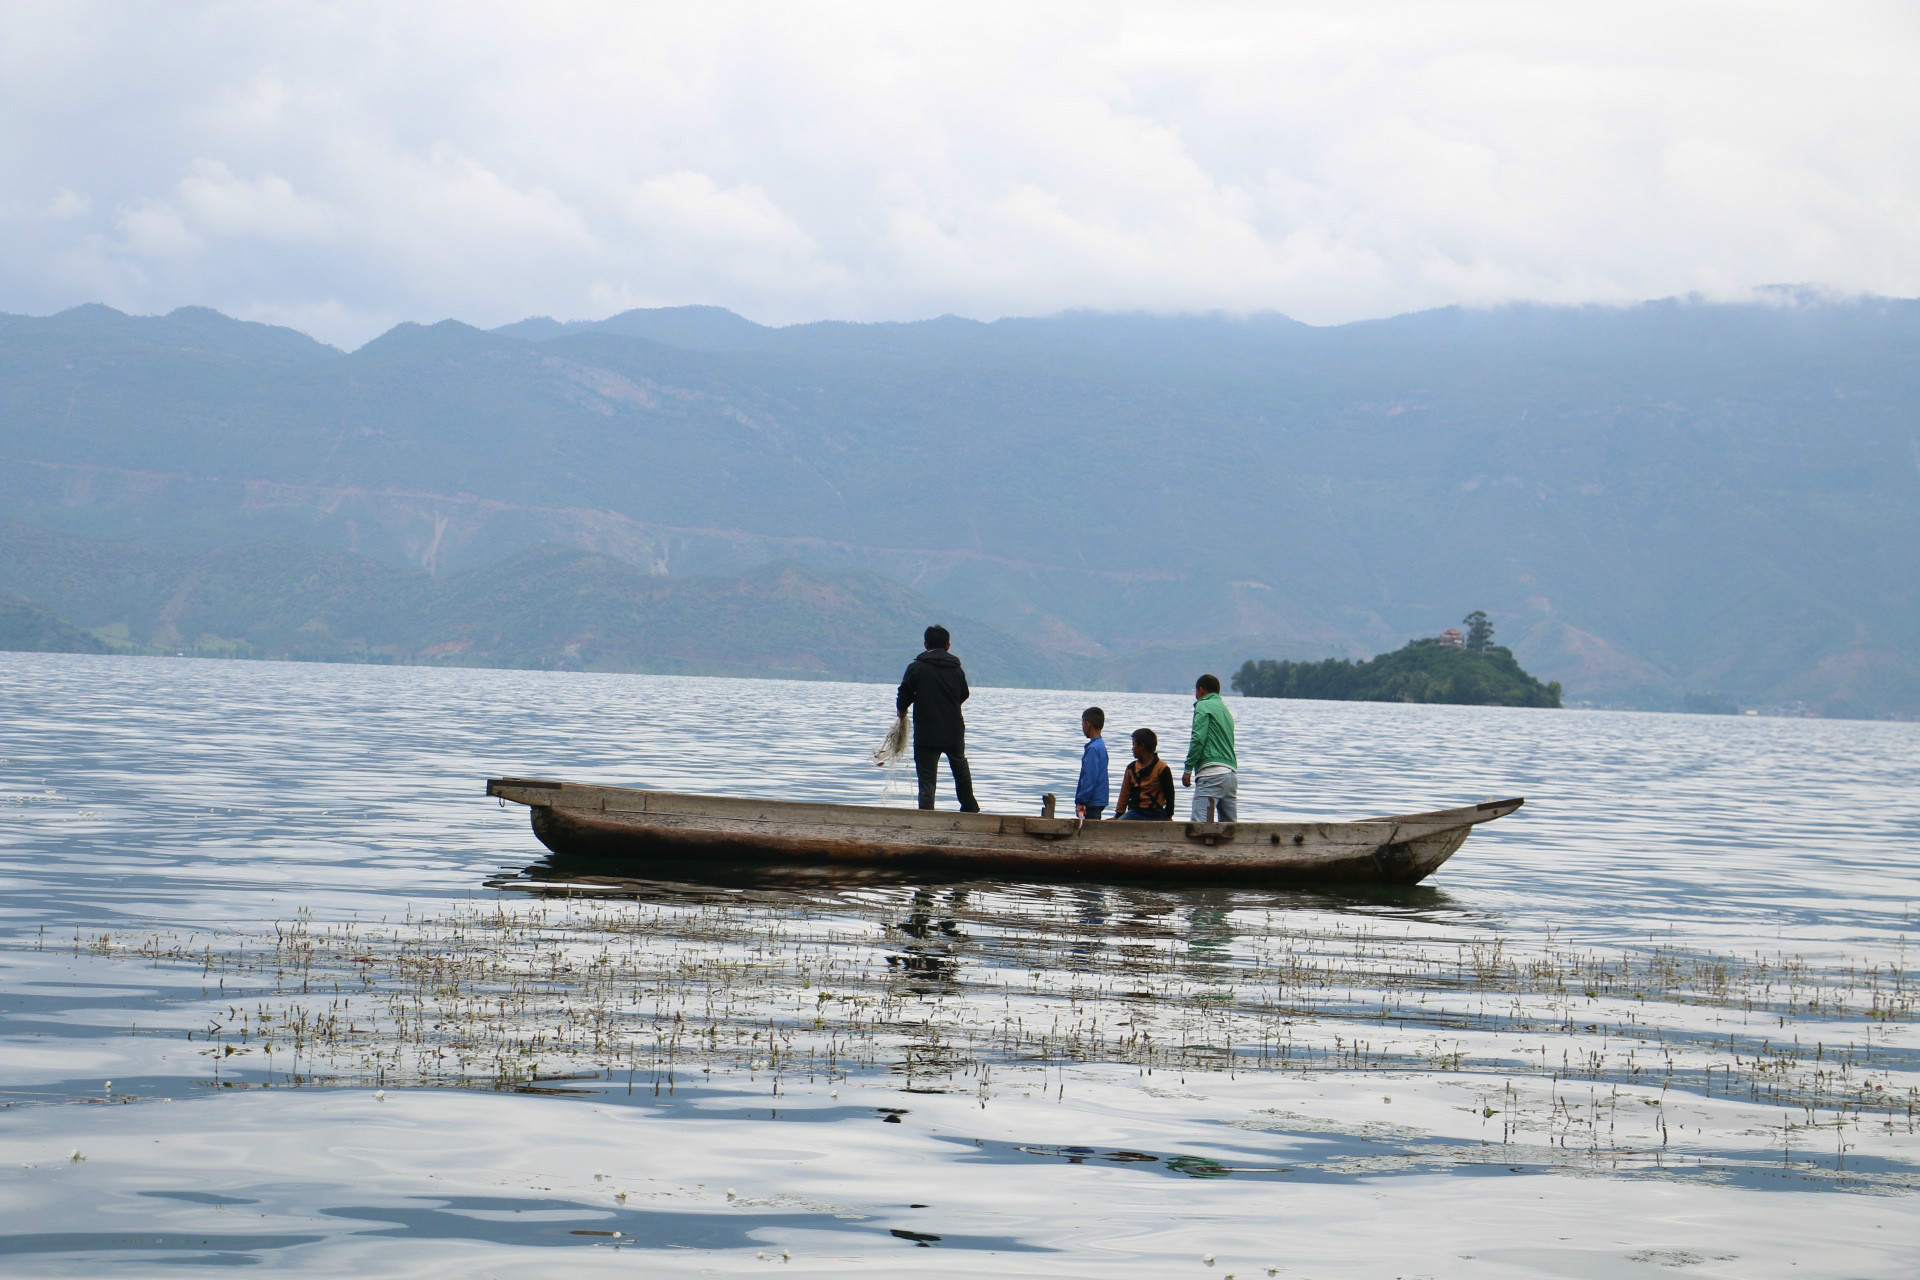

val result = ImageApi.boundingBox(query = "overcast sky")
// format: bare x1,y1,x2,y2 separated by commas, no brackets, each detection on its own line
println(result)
3,0,1916,347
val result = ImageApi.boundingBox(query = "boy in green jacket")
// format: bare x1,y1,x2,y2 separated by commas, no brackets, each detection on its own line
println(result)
1181,673,1238,821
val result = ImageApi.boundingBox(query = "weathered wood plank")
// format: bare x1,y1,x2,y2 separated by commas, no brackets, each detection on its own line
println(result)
485,778,1521,885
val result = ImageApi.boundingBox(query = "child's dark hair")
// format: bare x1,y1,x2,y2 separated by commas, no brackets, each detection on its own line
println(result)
1132,727,1157,752
1196,673,1221,695
1082,706,1105,731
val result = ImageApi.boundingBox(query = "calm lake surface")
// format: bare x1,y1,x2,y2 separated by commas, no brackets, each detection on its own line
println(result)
2,652,1916,1277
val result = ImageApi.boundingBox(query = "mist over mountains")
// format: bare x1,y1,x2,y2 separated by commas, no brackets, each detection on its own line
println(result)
2,294,1915,716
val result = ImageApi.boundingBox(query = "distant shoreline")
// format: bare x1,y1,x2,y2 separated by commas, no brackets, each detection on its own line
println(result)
3,647,1910,722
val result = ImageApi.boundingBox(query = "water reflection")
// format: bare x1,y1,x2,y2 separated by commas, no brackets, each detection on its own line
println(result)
0,1195,1047,1262
497,855,1475,922
0,1230,326,1265
5,653,1920,1269
490,855,1488,1015
885,887,967,996
1064,888,1109,971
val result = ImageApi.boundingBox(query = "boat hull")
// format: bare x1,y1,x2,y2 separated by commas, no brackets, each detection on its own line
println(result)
487,779,1522,885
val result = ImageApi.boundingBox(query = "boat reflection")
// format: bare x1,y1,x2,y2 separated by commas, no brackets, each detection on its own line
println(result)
494,854,1470,918
489,855,1479,1001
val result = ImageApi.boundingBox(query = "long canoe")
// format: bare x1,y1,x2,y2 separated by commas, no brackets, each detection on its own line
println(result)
486,778,1523,885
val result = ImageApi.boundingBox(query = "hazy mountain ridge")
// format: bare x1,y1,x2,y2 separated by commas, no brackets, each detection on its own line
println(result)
2,296,1915,714
0,520,1074,684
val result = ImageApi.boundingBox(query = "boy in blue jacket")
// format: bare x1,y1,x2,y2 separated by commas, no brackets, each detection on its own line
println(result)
1075,706,1109,820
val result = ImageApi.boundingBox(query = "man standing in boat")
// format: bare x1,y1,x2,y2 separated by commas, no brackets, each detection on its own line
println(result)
896,625,981,813
1181,673,1238,821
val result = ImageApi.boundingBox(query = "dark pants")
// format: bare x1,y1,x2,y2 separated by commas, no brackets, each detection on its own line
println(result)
1119,806,1173,821
914,741,979,812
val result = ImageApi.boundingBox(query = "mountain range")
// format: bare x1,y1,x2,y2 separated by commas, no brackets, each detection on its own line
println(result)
0,519,1079,684
1,294,1915,715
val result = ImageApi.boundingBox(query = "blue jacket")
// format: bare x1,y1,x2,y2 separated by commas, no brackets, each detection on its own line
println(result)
1075,736,1109,809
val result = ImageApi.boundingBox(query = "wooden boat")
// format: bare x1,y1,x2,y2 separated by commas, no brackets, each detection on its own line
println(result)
486,778,1522,885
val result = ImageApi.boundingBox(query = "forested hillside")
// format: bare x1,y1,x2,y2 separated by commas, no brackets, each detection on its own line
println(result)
2,295,1915,714
0,520,1069,684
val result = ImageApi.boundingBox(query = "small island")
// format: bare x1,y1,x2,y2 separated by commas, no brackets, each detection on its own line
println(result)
1233,612,1563,708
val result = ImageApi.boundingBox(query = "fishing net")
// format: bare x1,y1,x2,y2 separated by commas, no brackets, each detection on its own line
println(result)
872,713,909,766
873,713,911,803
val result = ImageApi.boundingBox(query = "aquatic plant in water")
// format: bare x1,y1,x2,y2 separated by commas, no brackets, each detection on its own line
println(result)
68,880,1917,1191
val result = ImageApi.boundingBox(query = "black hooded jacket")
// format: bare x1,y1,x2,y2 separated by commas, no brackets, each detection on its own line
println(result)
896,648,970,746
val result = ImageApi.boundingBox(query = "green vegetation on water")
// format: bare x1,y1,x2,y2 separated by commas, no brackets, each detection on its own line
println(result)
1234,612,1563,708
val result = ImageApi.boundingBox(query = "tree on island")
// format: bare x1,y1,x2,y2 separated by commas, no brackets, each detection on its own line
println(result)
1232,615,1561,708
1463,610,1494,652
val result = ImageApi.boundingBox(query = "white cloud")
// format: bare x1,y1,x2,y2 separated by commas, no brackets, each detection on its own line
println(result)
116,201,202,258
625,172,815,258
173,160,337,241
0,187,93,223
0,0,1915,346
46,188,90,220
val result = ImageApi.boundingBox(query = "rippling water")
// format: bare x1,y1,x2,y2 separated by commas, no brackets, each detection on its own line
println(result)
2,653,1917,1277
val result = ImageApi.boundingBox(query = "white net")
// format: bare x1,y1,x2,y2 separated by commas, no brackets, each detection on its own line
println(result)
873,713,911,803
871,713,909,766
879,756,912,804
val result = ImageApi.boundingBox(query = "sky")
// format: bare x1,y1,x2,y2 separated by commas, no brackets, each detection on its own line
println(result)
2,0,1917,348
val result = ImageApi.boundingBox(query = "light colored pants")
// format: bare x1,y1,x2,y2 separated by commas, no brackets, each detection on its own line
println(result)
1191,768,1237,822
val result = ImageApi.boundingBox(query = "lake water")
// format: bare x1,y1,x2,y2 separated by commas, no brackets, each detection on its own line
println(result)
2,652,1916,1277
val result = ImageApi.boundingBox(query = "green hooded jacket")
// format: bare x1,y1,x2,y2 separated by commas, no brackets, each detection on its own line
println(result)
1184,692,1238,773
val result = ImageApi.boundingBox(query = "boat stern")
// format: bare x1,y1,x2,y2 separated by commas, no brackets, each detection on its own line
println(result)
487,777,565,806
